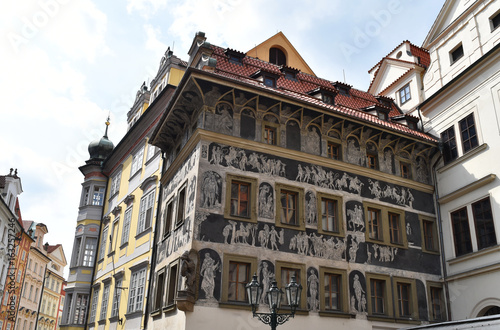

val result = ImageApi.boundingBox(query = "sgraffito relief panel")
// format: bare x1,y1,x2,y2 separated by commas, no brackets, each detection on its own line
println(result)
200,171,222,209
258,260,275,304
240,108,256,141
307,267,319,312
349,271,367,314
164,146,199,197
417,279,429,321
198,248,221,301
258,182,274,219
405,211,421,247
158,216,192,261
207,142,434,214
215,102,233,135
305,190,317,225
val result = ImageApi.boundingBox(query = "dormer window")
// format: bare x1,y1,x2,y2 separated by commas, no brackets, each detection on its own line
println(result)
332,82,351,97
322,93,334,105
362,105,390,121
264,76,276,88
280,66,299,81
308,87,336,105
225,49,245,66
375,95,392,108
251,70,280,88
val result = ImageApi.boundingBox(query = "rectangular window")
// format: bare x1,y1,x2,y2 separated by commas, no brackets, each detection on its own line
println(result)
99,227,108,260
451,207,472,256
121,207,132,246
275,261,306,309
82,187,90,206
428,284,446,321
264,76,276,88
100,283,110,320
73,294,87,324
441,126,458,164
111,278,122,317
89,288,99,323
109,220,118,253
397,282,411,317
366,274,393,317
128,267,147,313
146,145,158,162
389,213,402,245
225,175,257,222
399,84,411,105
422,218,439,253
327,142,341,160
281,190,298,225
320,197,340,234
491,10,500,31
83,238,97,267
264,126,277,145
319,268,349,313
450,44,464,65
459,113,478,153
176,186,186,226
228,261,250,302
137,190,155,234
472,197,497,250
393,278,418,319
166,263,178,307
130,147,144,176
322,93,334,105
400,162,411,179
92,186,105,206
231,181,250,218
154,270,165,311
72,238,81,267
368,208,382,241
367,154,377,169
110,171,121,196
163,199,174,237
371,279,385,314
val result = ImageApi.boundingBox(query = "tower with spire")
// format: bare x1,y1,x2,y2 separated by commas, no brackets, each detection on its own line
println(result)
60,119,114,329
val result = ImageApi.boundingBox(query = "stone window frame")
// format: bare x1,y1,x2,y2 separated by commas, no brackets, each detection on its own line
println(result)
326,138,342,161
99,279,111,321
224,174,258,223
136,188,156,236
366,272,393,319
220,254,257,307
363,202,407,248
162,197,175,238
164,259,180,312
130,144,145,179
316,192,344,237
127,264,148,315
275,183,305,231
262,120,280,146
275,261,307,310
89,284,100,324
427,281,447,322
152,267,166,312
318,267,349,316
449,43,464,66
490,9,500,31
175,181,188,228
420,216,439,254
392,277,418,320
120,206,133,247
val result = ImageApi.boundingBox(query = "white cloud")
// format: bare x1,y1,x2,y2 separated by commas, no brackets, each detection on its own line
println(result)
126,0,169,19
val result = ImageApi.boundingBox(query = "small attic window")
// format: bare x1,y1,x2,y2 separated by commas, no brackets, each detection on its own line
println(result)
332,82,351,97
396,51,402,59
450,43,464,65
322,93,334,105
251,70,279,88
490,10,500,31
280,66,299,81
269,47,286,66
362,105,389,121
408,121,417,130
225,49,245,66
264,76,276,88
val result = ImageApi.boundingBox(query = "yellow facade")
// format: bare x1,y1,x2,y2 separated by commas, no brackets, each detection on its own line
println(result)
246,31,316,75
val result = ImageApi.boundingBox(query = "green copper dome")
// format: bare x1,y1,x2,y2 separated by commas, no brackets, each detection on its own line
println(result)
88,118,114,161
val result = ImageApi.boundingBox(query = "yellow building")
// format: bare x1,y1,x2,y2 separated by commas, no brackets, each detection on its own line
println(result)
85,49,186,330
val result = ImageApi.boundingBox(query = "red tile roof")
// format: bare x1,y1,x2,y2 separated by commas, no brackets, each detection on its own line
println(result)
208,45,436,143
368,40,430,73
46,244,61,253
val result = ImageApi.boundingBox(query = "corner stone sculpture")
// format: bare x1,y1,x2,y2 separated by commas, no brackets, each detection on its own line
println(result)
176,249,198,312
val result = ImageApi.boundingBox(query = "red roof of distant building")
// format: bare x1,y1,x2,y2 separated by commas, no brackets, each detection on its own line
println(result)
46,244,61,253
208,45,436,143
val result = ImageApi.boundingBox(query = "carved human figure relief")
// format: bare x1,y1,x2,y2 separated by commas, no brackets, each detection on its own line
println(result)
258,261,275,304
372,244,398,262
258,224,270,249
215,102,233,135
368,179,383,199
349,176,363,195
349,236,359,262
307,269,319,312
210,145,224,165
416,157,429,183
200,253,220,300
195,211,210,240
347,138,361,165
353,274,365,313
305,191,317,225
258,183,274,219
381,148,394,174
347,205,365,231
306,126,321,156
201,171,221,209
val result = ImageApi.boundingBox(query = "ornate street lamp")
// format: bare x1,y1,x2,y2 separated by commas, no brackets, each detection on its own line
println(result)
246,273,302,330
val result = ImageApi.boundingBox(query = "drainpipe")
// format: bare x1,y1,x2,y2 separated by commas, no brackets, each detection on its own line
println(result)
431,147,452,321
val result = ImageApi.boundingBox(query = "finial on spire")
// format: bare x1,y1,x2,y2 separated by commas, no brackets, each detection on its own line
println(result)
104,114,110,138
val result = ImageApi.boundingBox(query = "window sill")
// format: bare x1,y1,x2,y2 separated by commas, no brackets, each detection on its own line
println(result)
135,227,152,240
97,319,106,325
128,170,142,182
367,314,395,322
120,242,129,249
108,316,120,323
108,191,119,202
150,309,161,318
218,301,252,311
144,152,160,167
107,251,115,257
438,143,487,174
163,304,176,314
318,310,353,318
162,232,172,241
448,244,500,265
125,310,143,318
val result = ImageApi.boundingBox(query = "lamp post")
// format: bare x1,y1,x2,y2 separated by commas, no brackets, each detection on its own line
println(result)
246,274,302,330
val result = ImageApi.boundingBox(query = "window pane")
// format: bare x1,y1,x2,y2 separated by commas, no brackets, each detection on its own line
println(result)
281,191,297,225
451,208,472,256
370,279,385,314
228,262,250,302
389,213,402,244
368,208,382,240
321,198,338,232
324,273,340,310
472,198,497,250
397,283,411,317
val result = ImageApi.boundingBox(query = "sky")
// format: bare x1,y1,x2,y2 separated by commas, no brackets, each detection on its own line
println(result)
0,0,445,278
